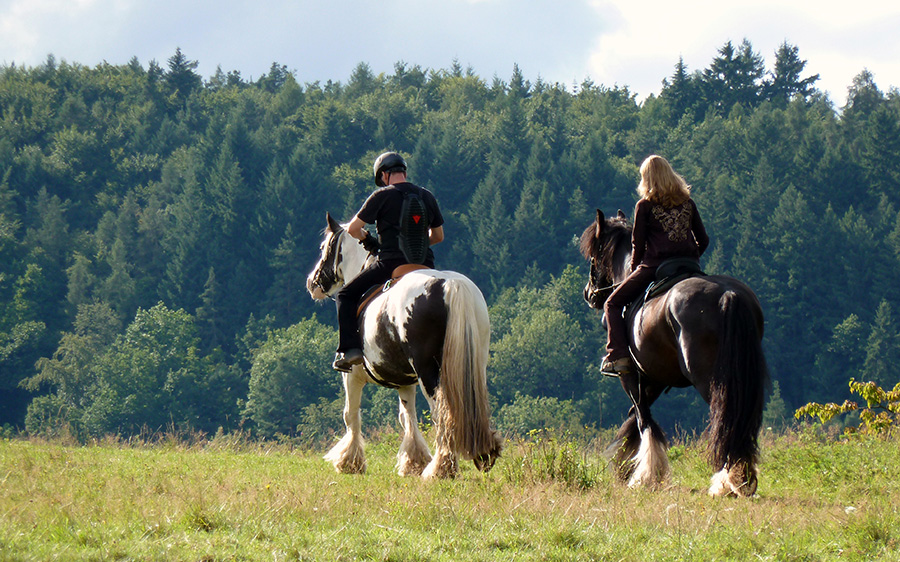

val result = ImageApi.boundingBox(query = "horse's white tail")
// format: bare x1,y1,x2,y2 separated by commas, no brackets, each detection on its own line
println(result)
432,275,501,469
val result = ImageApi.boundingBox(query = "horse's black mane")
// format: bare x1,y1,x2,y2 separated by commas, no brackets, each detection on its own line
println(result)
579,214,631,282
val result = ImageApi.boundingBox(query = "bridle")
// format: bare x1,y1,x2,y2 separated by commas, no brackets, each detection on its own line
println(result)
588,255,620,303
311,229,343,297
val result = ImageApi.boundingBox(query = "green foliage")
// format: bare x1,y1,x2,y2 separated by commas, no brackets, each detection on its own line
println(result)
499,429,605,490
496,393,589,437
488,266,603,412
762,380,789,431
795,379,900,436
242,316,338,438
21,302,242,439
2,41,900,439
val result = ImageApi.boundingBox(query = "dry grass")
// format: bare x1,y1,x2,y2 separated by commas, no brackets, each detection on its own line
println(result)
1,428,899,561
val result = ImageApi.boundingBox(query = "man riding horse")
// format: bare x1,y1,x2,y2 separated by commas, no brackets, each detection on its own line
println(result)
332,152,445,372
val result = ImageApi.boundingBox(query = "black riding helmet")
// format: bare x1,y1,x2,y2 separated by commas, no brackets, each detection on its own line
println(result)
373,152,408,186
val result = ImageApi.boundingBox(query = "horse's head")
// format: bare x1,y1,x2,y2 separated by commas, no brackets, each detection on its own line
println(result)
306,212,370,300
579,208,631,310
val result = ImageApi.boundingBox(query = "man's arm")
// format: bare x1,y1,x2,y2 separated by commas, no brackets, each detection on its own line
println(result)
347,215,368,241
429,225,444,245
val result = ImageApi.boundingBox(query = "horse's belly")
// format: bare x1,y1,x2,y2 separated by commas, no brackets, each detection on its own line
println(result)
361,309,419,388
631,319,691,386
360,274,448,388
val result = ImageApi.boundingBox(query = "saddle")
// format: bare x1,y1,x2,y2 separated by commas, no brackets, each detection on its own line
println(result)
625,257,705,323
356,264,430,317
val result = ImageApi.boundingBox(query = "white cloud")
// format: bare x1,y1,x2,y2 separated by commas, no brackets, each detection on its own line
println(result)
584,0,900,104
1,0,897,105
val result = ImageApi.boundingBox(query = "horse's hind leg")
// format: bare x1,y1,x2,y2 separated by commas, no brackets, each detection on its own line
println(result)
419,383,459,480
396,384,432,476
709,461,759,497
324,367,367,474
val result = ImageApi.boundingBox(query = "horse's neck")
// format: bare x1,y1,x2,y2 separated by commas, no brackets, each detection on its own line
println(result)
340,233,374,283
615,247,633,283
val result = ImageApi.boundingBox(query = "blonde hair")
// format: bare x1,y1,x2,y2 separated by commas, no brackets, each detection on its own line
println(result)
637,155,691,207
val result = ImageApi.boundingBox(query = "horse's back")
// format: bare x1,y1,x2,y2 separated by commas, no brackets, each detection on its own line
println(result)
674,275,763,332
634,274,763,387
360,269,487,388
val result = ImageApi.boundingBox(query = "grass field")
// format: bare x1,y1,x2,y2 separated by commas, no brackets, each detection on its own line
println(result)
1,428,899,561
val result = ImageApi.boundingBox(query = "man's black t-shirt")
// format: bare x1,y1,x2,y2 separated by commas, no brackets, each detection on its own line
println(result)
356,182,444,262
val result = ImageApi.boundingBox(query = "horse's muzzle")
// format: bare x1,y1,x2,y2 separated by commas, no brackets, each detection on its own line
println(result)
307,276,328,300
584,285,603,310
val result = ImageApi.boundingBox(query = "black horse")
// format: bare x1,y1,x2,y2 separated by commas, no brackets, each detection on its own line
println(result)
581,209,769,496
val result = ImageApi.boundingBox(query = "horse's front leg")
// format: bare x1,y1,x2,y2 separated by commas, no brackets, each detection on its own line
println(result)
618,373,670,488
396,384,432,476
324,367,368,474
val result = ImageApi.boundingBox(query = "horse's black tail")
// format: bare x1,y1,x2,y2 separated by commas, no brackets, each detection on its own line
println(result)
708,291,769,470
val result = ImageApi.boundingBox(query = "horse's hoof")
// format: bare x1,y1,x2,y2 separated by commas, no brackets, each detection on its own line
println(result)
473,452,496,472
422,455,458,479
709,464,758,497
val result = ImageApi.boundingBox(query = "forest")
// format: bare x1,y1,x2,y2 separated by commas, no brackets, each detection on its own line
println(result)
2,39,899,440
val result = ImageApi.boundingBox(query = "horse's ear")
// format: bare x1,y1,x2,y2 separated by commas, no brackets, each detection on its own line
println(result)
595,209,605,238
326,212,341,233
617,209,626,221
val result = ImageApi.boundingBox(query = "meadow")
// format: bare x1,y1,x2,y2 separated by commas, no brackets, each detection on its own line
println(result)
1,428,898,561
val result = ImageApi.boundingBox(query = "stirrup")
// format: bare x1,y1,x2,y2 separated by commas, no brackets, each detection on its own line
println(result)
600,357,631,377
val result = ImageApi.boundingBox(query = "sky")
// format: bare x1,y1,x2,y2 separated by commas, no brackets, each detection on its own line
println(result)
2,0,899,106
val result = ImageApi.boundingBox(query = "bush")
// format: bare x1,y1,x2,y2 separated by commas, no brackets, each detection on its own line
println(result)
795,379,900,436
497,393,595,440
24,394,82,440
242,316,339,438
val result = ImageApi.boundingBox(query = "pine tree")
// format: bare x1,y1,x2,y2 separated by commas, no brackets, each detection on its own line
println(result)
660,56,700,121
859,104,900,201
195,267,225,354
264,224,305,326
765,41,819,106
65,253,96,309
863,300,900,388
701,39,765,112
164,48,201,102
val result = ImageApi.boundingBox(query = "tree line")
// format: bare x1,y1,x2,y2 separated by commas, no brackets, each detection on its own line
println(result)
2,40,899,440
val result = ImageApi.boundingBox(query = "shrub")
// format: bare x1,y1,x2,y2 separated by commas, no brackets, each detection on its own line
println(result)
795,379,900,436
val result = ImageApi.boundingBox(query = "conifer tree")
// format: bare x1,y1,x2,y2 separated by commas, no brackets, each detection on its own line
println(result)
164,47,201,101
765,41,819,105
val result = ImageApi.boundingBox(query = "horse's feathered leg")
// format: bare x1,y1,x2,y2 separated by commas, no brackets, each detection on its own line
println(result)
614,373,670,488
606,407,640,481
324,368,368,474
419,384,458,479
396,383,432,476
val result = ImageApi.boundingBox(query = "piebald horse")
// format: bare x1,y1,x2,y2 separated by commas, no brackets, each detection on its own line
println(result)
581,209,769,496
307,213,502,478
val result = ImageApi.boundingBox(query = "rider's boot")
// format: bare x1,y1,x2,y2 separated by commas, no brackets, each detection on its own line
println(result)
333,348,364,372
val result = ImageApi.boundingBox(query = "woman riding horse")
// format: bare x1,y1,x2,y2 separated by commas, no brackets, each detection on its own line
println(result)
581,157,768,497
601,155,709,377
